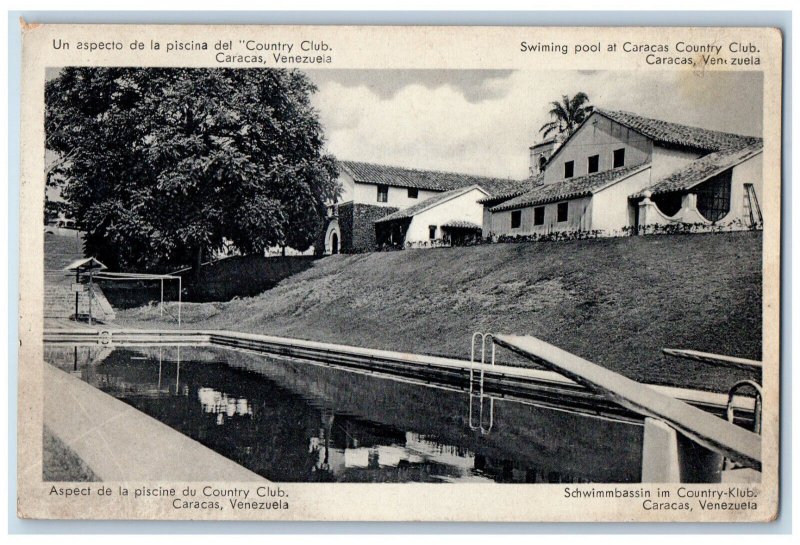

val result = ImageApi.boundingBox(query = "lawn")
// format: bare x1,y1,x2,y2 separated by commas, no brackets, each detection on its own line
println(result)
118,232,763,392
42,426,99,482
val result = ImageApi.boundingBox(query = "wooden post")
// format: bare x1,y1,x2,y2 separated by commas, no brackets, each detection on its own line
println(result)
74,269,80,320
175,346,181,394
88,272,93,325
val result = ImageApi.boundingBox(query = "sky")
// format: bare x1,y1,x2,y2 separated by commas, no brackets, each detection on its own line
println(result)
306,69,763,180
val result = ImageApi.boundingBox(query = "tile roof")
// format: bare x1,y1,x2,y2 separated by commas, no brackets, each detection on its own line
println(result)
597,109,762,153
339,160,525,195
442,220,482,230
375,185,487,224
529,136,558,149
631,143,763,198
477,173,545,204
491,164,650,212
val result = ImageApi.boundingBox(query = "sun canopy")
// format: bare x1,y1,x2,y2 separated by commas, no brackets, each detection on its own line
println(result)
62,257,107,273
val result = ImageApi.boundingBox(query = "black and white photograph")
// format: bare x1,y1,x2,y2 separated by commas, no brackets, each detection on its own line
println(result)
17,23,782,522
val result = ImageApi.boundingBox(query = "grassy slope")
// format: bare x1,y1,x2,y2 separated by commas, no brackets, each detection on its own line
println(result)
120,232,762,391
44,230,84,271
179,255,316,302
43,426,99,482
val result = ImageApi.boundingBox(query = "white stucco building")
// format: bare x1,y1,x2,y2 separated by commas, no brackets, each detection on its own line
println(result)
487,109,764,238
323,161,530,253
374,185,490,248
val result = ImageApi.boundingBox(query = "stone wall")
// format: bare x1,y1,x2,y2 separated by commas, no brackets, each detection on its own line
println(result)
337,202,398,252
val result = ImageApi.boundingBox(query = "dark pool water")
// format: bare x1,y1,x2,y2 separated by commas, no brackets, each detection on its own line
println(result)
45,345,644,483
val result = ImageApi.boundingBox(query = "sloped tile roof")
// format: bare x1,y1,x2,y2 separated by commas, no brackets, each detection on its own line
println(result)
375,185,486,224
631,144,763,198
491,164,650,212
442,220,482,230
598,109,762,153
477,173,545,204
339,160,525,195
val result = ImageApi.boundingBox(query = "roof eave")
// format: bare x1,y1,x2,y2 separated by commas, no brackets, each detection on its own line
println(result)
490,190,593,212
477,191,526,205
338,161,357,180
587,164,652,195
632,147,763,198
491,164,649,212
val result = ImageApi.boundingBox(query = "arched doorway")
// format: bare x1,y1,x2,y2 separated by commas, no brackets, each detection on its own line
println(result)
324,219,342,255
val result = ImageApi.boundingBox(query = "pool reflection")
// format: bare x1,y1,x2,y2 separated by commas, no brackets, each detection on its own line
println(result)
45,345,643,483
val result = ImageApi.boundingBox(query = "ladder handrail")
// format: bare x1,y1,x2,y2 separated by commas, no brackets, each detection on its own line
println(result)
749,184,763,224
469,332,495,433
662,348,762,373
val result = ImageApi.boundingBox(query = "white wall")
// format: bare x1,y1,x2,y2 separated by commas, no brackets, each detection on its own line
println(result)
543,113,653,185
490,197,592,236
405,188,487,244
638,153,763,230
650,146,702,182
727,152,763,223
638,194,709,228
353,182,440,208
589,167,654,232
331,171,355,205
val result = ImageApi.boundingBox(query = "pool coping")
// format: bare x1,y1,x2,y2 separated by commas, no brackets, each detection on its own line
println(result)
43,362,266,483
43,327,756,423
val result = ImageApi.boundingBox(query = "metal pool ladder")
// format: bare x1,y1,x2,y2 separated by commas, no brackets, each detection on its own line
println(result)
469,332,495,434
663,347,763,473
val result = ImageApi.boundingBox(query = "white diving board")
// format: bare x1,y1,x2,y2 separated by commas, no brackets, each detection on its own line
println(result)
493,334,761,471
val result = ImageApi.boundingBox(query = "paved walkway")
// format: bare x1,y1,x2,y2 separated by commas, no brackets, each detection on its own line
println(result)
43,363,265,482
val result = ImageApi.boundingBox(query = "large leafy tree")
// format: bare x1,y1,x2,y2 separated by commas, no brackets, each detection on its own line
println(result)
46,67,339,273
539,92,593,139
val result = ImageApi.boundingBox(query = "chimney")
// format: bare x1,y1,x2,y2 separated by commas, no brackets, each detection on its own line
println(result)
529,138,559,176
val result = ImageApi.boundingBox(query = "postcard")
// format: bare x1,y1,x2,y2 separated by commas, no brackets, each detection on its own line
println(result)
17,22,781,521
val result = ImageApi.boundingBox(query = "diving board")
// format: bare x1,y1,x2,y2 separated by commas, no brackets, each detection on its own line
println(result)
662,348,762,373
493,334,761,472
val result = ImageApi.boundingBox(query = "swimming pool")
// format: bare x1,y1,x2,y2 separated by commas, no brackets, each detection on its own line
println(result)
44,344,644,483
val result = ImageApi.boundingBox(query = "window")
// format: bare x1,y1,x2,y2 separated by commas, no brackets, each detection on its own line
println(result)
538,156,547,172
429,225,437,239
588,154,600,174
408,187,418,199
613,148,625,168
511,210,522,229
564,161,575,179
557,202,569,222
377,185,389,203
534,206,545,226
696,170,732,222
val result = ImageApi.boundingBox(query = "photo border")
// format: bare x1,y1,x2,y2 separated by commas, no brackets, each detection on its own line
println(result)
6,9,793,535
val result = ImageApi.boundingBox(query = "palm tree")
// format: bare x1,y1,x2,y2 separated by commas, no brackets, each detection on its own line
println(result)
539,92,593,139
